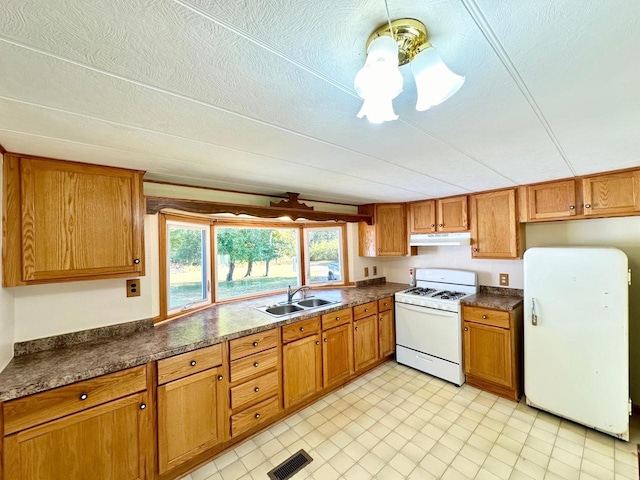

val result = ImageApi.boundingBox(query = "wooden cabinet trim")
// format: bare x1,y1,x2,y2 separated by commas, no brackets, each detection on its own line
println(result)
4,365,146,436
229,348,278,383
353,301,378,320
321,307,353,330
157,344,223,385
229,329,278,361
463,306,510,329
281,317,320,344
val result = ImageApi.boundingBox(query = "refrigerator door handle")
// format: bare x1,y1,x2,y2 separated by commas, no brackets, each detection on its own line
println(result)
531,298,538,326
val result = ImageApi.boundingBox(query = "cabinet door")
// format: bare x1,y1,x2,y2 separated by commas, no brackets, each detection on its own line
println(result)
157,367,226,474
437,196,468,232
4,393,150,480
409,200,436,234
283,334,322,409
354,315,379,371
375,203,407,256
583,171,640,216
470,189,520,259
527,180,577,220
463,321,512,388
379,309,395,358
322,324,354,387
19,157,144,282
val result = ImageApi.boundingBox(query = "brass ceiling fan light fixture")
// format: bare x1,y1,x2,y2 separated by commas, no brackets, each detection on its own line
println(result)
354,13,465,124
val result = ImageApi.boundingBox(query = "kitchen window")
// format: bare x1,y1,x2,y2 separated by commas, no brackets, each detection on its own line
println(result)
162,217,212,317
158,215,347,320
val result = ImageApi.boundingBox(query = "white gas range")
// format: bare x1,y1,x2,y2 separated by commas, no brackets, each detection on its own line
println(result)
395,268,478,386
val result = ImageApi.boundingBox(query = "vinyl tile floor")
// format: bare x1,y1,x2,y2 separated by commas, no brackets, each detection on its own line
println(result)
183,362,639,480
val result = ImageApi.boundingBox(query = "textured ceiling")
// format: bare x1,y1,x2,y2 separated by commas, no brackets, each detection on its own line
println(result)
0,0,638,204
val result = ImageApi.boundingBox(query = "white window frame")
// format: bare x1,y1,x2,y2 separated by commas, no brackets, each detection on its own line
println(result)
303,225,345,286
165,218,212,317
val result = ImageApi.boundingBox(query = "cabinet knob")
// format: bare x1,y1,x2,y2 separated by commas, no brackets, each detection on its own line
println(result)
585,204,591,208
255,413,261,419
569,205,575,210
79,393,88,401
439,224,443,227
254,362,259,367
316,341,320,345
335,316,339,321
482,315,487,319
133,258,140,264
300,327,304,332
380,317,383,322
430,224,435,227
473,248,478,253
323,338,328,342
364,309,368,312
218,375,223,381
254,387,260,393
190,360,196,366
355,326,359,331
140,403,147,410
253,341,259,347
464,327,468,331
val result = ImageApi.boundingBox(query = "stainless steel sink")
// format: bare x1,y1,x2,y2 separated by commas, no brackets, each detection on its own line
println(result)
297,298,334,307
264,304,304,315
256,297,339,317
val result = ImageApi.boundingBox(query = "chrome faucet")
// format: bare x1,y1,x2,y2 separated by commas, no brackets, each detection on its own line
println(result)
287,285,311,303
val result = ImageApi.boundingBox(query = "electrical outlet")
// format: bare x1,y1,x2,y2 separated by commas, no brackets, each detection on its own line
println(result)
364,267,369,277
499,273,509,286
126,279,141,297
373,266,377,275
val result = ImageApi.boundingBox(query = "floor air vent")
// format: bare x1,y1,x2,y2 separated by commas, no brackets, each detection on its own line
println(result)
267,449,313,480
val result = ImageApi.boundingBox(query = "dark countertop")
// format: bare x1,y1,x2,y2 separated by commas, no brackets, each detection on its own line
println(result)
461,292,523,311
0,283,407,402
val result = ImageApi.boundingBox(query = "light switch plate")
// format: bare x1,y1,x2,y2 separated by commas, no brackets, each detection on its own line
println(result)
499,273,509,286
364,267,369,277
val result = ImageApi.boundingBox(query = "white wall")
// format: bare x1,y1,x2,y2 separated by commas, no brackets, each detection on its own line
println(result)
346,223,384,283
0,153,16,369
13,215,158,342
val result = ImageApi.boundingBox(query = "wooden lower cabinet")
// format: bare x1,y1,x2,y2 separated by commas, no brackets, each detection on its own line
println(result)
157,367,226,474
322,323,354,387
462,305,523,401
4,392,150,480
354,315,379,371
378,309,395,358
283,333,322,409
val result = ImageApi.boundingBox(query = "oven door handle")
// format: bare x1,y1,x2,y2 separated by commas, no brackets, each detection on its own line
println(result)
396,302,457,316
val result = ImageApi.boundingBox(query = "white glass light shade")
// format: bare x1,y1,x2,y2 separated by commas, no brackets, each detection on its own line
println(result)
411,46,465,111
354,36,403,123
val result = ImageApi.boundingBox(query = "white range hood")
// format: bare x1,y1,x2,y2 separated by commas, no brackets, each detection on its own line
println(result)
410,232,471,247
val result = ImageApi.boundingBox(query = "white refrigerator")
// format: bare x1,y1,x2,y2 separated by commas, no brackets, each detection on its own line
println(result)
524,247,630,440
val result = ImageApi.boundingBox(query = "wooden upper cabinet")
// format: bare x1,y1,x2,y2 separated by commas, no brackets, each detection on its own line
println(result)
582,170,640,216
3,155,145,286
409,196,467,234
437,196,468,232
358,203,408,257
470,189,522,259
527,180,577,220
409,200,436,233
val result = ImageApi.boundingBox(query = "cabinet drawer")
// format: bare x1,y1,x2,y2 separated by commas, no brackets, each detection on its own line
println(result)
230,348,278,383
230,370,279,410
231,395,280,437
353,301,377,320
282,317,320,344
463,306,510,329
229,329,278,361
378,297,393,312
321,307,352,330
157,343,223,385
3,365,146,435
